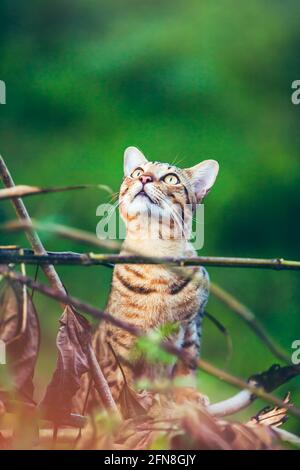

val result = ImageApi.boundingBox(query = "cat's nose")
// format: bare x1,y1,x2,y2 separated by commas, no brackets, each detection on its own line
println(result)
139,174,153,185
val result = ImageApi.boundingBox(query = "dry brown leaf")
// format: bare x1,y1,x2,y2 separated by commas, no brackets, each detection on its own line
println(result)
0,277,40,402
76,396,282,450
40,306,92,423
248,392,290,428
119,385,153,419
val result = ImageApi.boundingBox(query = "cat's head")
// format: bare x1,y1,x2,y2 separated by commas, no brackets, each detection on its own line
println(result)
119,147,219,239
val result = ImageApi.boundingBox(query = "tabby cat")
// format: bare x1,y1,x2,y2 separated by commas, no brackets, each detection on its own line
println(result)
92,147,219,408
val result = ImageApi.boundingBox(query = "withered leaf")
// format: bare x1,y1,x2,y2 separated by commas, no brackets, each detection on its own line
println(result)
119,385,152,419
0,276,40,403
40,306,92,423
248,392,290,428
81,399,281,450
171,404,278,450
107,341,152,419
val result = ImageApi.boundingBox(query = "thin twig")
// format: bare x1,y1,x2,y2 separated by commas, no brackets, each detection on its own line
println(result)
1,266,299,419
0,219,120,251
86,344,119,413
204,310,233,363
0,267,139,335
0,183,112,201
196,359,300,418
0,247,300,271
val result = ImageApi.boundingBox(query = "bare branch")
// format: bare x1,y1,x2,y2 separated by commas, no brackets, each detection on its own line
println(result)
198,360,300,419
208,364,300,417
0,219,120,251
0,183,112,201
0,246,300,271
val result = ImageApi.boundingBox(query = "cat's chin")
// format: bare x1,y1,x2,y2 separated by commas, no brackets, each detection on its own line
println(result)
134,190,156,204
131,194,156,208
126,196,161,217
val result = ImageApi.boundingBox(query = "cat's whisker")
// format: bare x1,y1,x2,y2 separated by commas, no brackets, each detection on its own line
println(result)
191,210,204,228
159,196,188,239
108,191,120,203
160,195,184,226
170,155,184,168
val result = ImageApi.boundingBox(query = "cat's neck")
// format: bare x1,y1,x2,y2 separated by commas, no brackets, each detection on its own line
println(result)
122,234,193,257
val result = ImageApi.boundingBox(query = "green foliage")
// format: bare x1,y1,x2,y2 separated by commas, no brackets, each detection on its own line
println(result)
136,330,175,365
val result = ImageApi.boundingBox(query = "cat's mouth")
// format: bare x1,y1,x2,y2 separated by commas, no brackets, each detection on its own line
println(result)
134,189,155,204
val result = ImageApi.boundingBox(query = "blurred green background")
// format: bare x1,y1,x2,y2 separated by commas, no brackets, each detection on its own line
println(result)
1,0,300,434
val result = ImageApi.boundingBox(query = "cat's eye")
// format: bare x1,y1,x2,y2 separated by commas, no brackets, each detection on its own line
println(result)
131,168,144,178
163,173,180,185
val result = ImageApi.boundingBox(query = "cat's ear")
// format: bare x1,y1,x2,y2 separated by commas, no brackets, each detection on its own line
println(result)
124,147,148,176
186,159,219,202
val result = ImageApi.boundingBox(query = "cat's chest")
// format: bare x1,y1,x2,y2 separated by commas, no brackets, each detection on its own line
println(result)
109,264,207,327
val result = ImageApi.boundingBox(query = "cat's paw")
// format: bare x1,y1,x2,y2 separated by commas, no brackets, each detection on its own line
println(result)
172,387,210,407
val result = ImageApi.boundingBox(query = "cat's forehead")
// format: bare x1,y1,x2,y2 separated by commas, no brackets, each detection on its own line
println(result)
143,161,183,176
